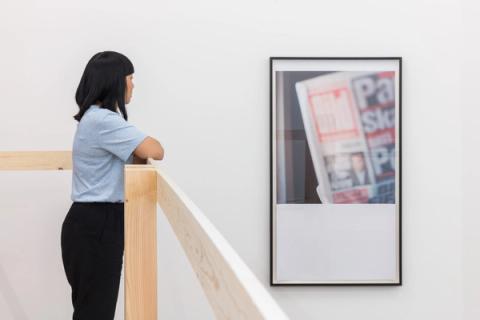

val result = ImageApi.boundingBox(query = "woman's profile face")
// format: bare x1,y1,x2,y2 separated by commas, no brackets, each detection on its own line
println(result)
125,74,134,104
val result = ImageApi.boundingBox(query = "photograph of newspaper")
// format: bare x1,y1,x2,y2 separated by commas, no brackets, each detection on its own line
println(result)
295,71,396,204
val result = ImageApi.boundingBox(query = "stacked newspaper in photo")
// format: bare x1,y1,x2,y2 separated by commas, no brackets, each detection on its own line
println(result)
295,71,396,204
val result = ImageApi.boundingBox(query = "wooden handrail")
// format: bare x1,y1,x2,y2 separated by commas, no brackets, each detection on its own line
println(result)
0,151,289,319
0,151,71,170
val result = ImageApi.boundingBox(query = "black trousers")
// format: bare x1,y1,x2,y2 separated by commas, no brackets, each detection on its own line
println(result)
61,202,125,320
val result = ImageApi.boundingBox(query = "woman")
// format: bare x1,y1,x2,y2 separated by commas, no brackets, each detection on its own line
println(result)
61,51,164,320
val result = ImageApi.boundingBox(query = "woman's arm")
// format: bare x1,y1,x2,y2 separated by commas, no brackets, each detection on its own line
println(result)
134,136,164,160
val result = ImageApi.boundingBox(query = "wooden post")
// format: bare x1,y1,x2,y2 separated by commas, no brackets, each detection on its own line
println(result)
124,165,157,320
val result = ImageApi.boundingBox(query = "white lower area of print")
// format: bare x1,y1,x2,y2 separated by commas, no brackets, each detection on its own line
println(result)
275,203,398,283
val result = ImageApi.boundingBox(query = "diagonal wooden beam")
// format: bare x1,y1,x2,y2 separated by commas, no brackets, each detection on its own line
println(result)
148,159,289,320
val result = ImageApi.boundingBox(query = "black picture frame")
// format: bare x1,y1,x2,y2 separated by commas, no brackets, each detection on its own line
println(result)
269,57,402,286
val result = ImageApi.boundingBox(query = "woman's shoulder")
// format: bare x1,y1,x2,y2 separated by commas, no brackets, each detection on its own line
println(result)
82,105,122,125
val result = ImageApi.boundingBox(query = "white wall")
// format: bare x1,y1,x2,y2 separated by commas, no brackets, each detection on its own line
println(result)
0,0,472,319
462,1,480,319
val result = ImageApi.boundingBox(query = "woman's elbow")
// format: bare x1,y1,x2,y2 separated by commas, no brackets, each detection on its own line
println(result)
149,140,164,160
134,136,165,161
153,148,164,160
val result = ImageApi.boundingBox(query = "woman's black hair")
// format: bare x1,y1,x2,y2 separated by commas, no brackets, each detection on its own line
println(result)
74,51,134,122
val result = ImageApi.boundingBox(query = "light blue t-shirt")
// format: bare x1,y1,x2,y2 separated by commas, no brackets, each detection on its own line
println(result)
71,104,148,203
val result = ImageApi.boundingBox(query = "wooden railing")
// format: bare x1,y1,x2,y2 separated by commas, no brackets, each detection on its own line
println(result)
0,151,289,320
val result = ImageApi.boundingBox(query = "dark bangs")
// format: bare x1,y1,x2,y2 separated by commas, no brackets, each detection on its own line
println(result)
74,51,134,122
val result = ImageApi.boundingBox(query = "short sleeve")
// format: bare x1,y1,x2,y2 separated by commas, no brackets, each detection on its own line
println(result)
97,112,148,162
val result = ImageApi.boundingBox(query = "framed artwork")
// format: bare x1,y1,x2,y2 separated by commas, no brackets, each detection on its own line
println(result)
270,57,402,285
